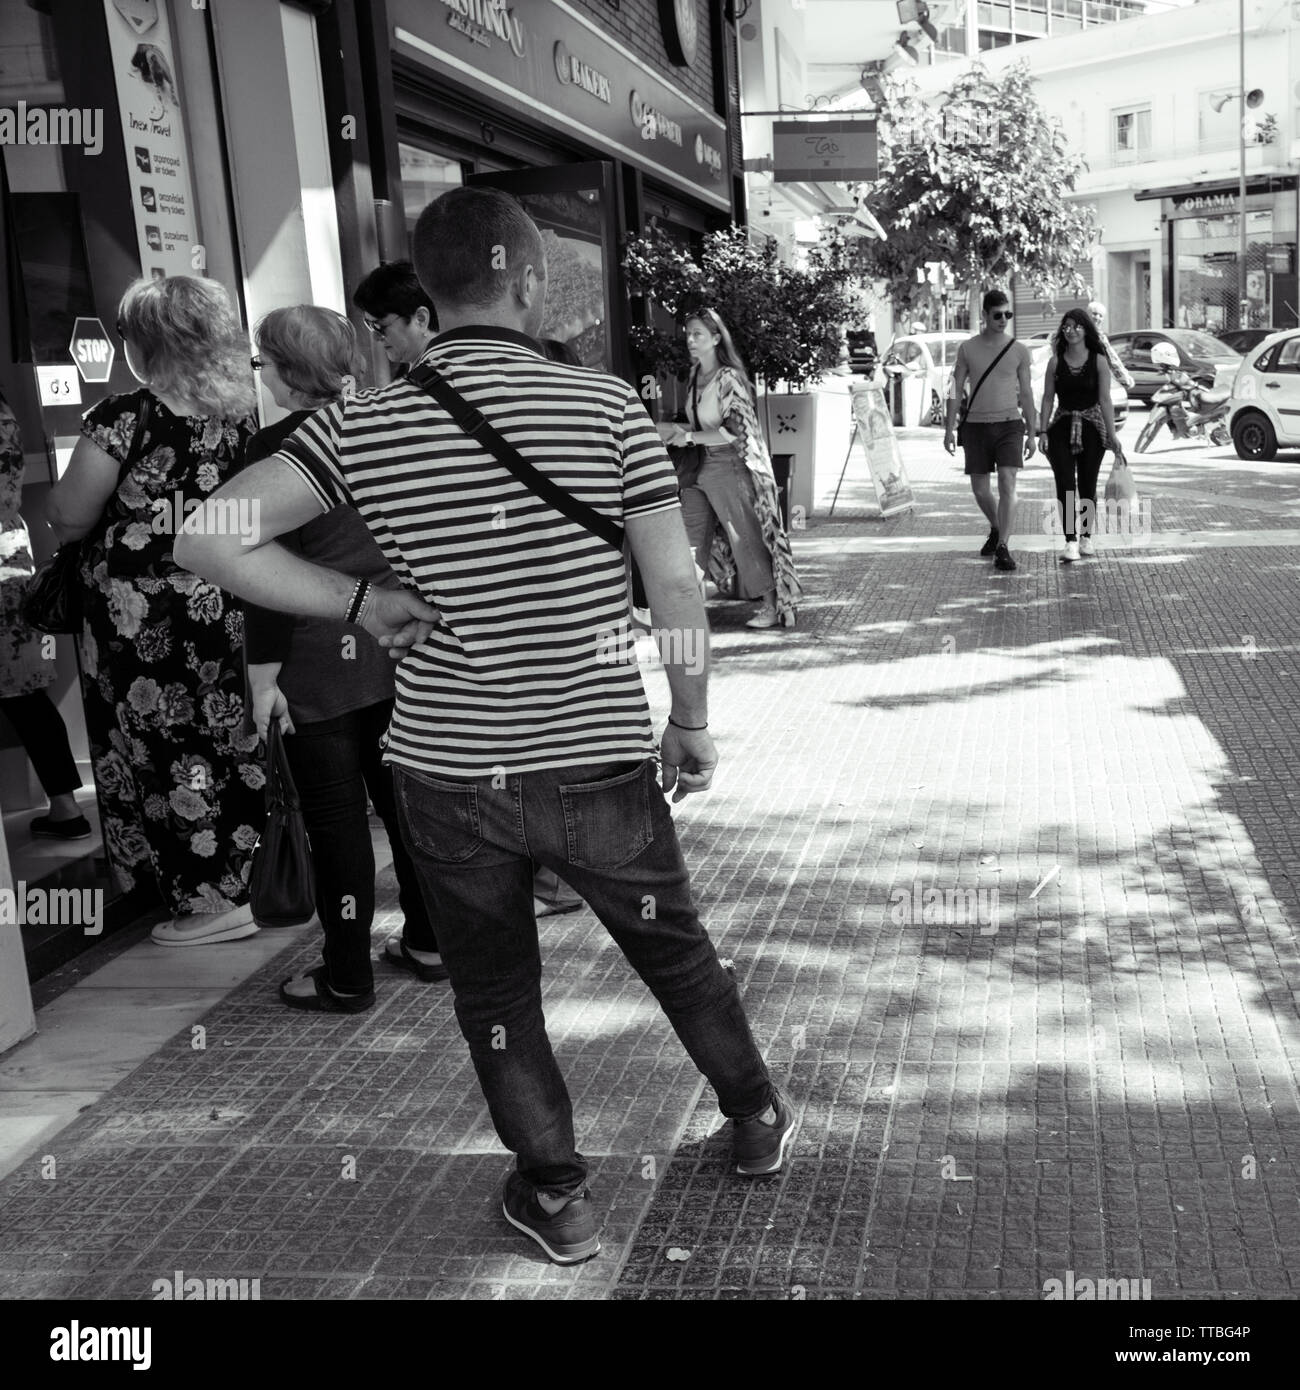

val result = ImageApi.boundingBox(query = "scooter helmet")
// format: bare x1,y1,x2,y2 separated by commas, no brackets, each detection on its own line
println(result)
1150,341,1180,369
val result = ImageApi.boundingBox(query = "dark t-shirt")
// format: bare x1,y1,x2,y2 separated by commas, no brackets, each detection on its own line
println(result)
241,410,399,726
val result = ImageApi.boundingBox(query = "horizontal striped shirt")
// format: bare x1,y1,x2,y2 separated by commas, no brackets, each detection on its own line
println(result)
276,327,681,778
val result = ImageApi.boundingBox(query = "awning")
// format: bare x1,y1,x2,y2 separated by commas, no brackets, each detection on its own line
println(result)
1134,174,1297,202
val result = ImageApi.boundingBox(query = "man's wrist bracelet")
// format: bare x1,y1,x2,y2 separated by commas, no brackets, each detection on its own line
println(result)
668,716,707,731
345,579,371,625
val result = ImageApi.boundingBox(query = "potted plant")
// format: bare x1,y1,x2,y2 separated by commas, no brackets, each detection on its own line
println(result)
624,224,862,522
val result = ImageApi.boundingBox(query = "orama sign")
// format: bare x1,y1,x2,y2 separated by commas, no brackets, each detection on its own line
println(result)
392,0,729,209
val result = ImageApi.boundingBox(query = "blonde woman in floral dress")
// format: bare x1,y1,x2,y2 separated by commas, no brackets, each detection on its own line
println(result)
46,277,264,945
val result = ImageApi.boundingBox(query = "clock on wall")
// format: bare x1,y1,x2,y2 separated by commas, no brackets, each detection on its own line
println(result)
658,0,699,67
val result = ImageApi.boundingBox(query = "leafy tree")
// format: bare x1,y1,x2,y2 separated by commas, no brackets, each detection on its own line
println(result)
623,224,864,391
853,60,1098,318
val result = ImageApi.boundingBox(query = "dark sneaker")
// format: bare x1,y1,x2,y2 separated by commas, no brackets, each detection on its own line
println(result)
734,1090,796,1176
979,527,1000,557
993,544,1017,572
30,813,91,841
502,1172,601,1264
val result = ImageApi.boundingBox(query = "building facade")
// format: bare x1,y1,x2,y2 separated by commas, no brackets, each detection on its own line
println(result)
0,0,741,1010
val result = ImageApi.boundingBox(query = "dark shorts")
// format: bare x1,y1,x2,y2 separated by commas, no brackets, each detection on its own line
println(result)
962,419,1026,475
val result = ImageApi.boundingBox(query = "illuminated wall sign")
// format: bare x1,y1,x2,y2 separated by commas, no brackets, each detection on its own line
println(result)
694,133,722,179
631,90,683,147
658,0,699,67
554,41,611,104
773,119,878,183
439,0,525,59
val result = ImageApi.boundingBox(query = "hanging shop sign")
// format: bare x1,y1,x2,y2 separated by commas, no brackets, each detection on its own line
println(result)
102,0,200,279
392,0,729,208
657,0,699,67
773,119,878,183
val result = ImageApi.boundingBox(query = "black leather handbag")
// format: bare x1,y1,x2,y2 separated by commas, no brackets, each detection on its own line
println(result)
249,722,316,929
21,543,85,635
22,395,154,635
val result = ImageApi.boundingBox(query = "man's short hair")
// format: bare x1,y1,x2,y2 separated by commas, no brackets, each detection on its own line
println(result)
412,187,545,309
353,261,435,322
982,289,1010,313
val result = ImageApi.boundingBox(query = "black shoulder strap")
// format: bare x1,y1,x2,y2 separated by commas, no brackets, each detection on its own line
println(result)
407,363,624,552
965,339,1016,412
124,391,154,470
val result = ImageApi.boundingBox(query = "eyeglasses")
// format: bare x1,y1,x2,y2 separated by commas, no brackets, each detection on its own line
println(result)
364,314,401,338
990,311,1014,321
250,357,263,370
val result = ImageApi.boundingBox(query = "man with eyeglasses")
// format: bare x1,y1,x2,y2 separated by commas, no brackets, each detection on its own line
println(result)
353,261,438,377
944,289,1036,572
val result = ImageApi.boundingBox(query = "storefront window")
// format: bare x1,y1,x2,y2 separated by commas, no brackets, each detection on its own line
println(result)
1173,202,1298,332
400,143,464,240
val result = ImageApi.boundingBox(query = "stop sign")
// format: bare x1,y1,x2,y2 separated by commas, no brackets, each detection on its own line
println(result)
69,317,116,384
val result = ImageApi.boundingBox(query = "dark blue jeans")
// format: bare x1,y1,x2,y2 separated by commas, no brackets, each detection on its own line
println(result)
392,757,773,1197
284,698,438,994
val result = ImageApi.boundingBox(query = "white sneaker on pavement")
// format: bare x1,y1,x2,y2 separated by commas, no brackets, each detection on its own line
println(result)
1078,536,1095,557
1061,541,1081,563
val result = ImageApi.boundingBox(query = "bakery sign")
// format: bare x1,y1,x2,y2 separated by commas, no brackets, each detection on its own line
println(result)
438,0,525,59
554,41,611,104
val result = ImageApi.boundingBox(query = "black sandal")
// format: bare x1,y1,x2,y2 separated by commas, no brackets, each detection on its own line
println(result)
383,935,450,983
279,965,374,1013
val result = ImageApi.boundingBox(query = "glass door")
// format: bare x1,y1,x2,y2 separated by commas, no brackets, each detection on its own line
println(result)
468,162,628,381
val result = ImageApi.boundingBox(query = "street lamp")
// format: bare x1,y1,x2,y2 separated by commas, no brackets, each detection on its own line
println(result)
1208,0,1265,328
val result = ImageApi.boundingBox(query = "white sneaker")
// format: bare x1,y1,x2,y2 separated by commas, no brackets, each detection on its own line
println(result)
1078,536,1095,557
1061,541,1081,563
151,903,258,946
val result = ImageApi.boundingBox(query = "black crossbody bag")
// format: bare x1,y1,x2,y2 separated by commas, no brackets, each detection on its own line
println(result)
406,363,624,551
956,340,1015,446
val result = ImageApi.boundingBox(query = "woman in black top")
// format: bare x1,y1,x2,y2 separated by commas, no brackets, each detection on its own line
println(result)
245,306,445,1011
1037,308,1125,563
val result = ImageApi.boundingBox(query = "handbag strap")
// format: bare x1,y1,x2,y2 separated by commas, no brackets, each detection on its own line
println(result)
264,721,301,812
962,339,1016,416
124,391,154,470
407,363,624,551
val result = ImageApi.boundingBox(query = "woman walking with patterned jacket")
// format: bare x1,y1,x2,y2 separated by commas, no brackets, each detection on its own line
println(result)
658,308,801,629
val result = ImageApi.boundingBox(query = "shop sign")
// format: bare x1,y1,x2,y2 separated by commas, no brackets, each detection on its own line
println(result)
69,318,115,384
1171,193,1237,214
439,0,525,59
773,120,878,183
694,133,722,180
554,41,611,104
657,0,699,67
392,0,729,209
631,91,683,147
102,0,200,280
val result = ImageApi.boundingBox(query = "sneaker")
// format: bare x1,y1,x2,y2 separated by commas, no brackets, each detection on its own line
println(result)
745,607,781,630
151,903,258,946
30,813,91,841
501,1172,601,1264
979,527,1000,557
1078,536,1096,557
993,544,1017,572
1061,541,1081,563
734,1090,796,1176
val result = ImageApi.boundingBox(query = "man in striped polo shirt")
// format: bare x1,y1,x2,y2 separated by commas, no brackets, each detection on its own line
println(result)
180,187,791,1265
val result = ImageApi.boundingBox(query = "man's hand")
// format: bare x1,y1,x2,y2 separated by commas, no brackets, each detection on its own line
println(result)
250,683,294,741
1024,430,1037,460
660,723,718,803
361,586,441,659
943,429,956,457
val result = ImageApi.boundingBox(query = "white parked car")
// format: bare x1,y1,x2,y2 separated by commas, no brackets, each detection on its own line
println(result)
1227,328,1300,459
881,332,966,426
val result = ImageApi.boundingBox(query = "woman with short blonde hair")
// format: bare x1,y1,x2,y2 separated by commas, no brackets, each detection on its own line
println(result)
46,275,263,946
253,305,360,407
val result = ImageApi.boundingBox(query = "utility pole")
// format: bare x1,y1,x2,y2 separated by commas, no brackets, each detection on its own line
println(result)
1238,0,1248,329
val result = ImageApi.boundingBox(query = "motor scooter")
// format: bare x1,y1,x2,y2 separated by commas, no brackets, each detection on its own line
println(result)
1133,365,1231,452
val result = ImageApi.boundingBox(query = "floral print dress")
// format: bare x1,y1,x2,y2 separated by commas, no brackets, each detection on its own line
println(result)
78,390,263,915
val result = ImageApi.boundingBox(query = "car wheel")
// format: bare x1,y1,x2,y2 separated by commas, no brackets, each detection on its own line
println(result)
1232,412,1277,461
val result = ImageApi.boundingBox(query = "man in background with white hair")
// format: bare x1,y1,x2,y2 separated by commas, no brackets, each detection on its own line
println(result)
1087,301,1135,392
